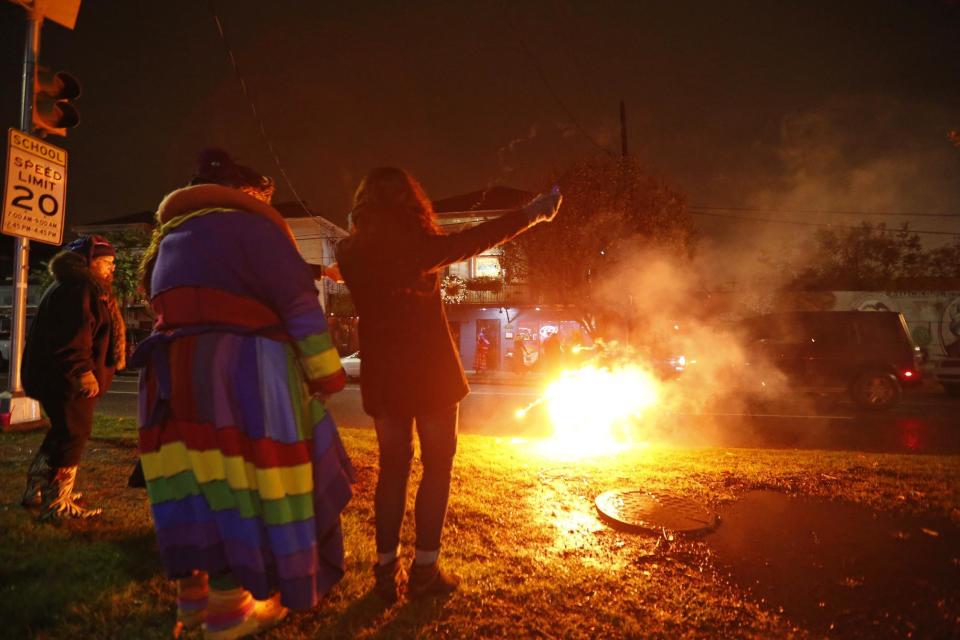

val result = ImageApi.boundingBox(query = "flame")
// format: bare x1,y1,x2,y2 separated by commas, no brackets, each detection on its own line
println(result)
529,364,660,459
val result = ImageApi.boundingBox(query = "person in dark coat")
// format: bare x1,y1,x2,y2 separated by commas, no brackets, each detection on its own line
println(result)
21,234,126,521
336,167,561,601
541,331,565,374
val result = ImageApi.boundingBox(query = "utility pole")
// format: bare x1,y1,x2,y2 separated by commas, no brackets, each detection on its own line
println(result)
619,100,628,158
619,101,631,346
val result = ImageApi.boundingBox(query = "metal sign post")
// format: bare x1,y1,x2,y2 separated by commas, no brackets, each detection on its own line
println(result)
1,10,46,429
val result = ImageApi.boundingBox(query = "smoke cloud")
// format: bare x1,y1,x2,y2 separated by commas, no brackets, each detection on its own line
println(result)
578,246,798,447
693,95,960,288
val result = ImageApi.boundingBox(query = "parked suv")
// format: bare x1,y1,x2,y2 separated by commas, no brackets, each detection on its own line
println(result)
734,311,922,410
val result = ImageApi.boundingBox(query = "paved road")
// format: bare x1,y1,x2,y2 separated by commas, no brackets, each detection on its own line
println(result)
99,375,959,455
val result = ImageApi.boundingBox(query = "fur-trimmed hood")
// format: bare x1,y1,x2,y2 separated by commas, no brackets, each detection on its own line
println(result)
156,184,296,245
49,249,94,285
140,184,301,299
45,247,127,371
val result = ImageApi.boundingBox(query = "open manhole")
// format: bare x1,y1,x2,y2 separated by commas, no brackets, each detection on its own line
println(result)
595,489,718,535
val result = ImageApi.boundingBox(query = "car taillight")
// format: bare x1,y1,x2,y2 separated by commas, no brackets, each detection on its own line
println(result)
901,369,920,381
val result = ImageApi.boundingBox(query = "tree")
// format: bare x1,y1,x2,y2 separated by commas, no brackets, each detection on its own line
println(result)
771,222,960,290
500,155,693,335
99,228,151,311
923,239,960,279
29,228,151,311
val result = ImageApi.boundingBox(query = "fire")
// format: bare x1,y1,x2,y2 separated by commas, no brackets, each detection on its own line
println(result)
524,364,660,459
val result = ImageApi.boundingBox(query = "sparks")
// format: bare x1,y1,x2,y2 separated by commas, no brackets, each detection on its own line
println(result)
524,363,661,459
514,396,546,420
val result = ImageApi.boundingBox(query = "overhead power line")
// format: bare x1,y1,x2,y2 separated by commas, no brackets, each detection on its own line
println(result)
207,1,314,220
688,209,960,237
500,2,617,158
689,205,960,219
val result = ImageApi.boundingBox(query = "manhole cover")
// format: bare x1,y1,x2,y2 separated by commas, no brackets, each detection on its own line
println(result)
595,489,719,535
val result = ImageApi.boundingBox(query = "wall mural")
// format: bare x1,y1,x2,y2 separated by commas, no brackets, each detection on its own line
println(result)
828,292,960,359
941,297,960,358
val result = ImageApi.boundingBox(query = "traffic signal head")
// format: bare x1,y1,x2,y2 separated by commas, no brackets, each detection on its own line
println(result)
33,70,81,137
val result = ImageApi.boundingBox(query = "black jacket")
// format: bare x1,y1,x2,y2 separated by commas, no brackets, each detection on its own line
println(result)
22,251,117,398
336,207,541,418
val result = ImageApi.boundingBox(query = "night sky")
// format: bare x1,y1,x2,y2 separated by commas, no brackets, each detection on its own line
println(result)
2,1,959,251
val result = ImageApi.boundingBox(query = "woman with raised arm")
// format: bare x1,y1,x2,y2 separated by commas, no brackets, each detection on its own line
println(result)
336,167,560,601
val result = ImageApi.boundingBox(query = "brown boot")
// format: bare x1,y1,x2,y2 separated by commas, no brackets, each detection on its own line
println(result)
373,559,407,603
38,466,102,522
408,562,460,599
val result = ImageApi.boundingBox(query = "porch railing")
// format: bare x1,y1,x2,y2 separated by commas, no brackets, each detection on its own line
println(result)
326,281,565,308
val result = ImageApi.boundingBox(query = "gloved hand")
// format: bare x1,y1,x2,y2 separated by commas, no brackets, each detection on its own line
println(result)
523,188,562,224
74,371,100,398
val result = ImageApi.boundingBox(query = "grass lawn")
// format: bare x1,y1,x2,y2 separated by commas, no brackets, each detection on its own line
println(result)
1,415,958,639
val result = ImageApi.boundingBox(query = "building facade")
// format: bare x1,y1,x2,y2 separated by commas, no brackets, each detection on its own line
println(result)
432,186,588,373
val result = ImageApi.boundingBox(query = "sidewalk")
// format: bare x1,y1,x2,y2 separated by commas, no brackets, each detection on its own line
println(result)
118,366,541,386
117,367,949,395
467,368,543,387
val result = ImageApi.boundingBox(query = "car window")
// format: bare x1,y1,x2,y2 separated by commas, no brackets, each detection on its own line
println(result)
738,315,779,341
855,314,910,348
762,315,806,344
803,316,854,348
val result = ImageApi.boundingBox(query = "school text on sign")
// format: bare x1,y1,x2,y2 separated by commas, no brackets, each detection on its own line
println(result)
2,129,68,246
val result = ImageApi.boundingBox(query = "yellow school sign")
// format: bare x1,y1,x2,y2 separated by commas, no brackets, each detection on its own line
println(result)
2,129,68,246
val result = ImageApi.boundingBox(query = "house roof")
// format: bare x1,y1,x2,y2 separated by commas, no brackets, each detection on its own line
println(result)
274,201,317,219
73,201,347,236
79,210,156,226
432,186,534,214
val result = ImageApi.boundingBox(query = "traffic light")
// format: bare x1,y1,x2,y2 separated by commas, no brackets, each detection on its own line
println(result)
33,69,80,137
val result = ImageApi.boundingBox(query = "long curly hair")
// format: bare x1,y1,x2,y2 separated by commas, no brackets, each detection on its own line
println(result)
350,167,440,237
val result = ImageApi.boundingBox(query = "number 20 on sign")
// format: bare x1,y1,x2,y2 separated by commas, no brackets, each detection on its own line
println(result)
2,128,67,246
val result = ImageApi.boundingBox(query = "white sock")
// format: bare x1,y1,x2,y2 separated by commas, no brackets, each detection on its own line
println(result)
414,549,439,566
377,547,399,566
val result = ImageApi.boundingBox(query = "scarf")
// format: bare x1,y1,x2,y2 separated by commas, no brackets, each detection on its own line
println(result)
140,184,298,296
104,290,127,371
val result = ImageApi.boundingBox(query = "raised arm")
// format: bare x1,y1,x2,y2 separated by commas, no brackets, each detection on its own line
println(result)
416,191,561,273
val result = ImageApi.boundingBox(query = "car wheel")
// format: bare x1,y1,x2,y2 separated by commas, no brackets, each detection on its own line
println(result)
944,383,960,398
850,370,901,411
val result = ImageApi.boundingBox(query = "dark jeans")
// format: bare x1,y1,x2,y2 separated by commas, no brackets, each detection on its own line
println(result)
374,403,459,553
37,392,96,469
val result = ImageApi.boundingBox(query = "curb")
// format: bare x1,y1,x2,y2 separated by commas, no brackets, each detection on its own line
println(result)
466,372,543,388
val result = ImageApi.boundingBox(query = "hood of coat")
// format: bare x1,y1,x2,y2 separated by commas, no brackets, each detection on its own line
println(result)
49,249,94,285
156,183,296,245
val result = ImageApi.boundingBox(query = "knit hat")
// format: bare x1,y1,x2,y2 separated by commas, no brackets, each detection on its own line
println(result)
189,148,275,202
65,234,116,263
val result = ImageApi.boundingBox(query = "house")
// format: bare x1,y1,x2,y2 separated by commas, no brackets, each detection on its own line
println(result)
432,187,587,373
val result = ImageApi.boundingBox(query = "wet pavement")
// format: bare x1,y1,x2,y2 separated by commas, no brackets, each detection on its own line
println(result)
706,490,960,637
